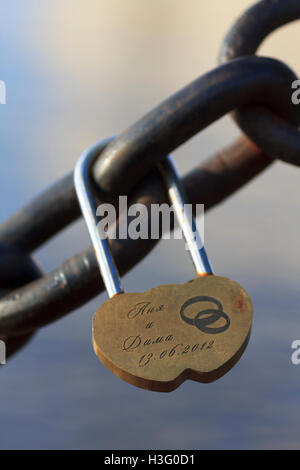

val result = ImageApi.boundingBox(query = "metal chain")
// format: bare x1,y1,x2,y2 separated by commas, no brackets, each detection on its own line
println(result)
0,0,299,358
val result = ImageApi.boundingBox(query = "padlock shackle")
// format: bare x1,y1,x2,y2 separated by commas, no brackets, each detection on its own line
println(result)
74,137,124,297
74,138,213,299
158,157,213,277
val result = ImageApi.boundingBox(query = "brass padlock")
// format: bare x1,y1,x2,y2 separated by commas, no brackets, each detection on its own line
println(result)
74,138,252,392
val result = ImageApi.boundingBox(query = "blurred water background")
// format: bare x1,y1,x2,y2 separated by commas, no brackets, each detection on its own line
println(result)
0,0,300,449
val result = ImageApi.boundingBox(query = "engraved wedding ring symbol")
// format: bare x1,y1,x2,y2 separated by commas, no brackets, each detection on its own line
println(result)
180,296,230,334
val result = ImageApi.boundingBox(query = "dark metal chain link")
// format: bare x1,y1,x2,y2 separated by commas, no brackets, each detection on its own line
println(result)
1,0,299,358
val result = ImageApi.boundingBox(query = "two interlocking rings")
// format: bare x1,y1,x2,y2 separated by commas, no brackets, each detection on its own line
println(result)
180,296,230,335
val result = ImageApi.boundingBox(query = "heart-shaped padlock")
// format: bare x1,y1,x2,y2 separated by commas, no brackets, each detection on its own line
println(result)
74,138,252,392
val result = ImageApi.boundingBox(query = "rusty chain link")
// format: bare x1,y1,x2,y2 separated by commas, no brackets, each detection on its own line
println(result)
0,0,300,358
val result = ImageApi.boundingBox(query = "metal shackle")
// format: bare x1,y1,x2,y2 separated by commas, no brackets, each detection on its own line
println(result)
74,138,213,298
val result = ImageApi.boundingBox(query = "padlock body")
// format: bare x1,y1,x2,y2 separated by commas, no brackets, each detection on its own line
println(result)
92,275,252,392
